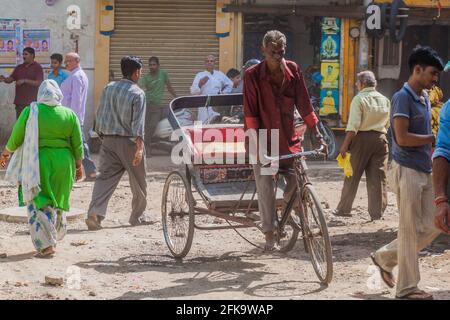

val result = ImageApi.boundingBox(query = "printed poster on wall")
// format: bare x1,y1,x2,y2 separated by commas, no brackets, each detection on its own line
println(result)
0,19,22,67
320,89,339,116
23,29,51,66
320,17,340,60
320,62,339,89
0,30,17,66
319,17,341,115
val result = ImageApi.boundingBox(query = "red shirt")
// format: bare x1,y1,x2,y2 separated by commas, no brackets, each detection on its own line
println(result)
10,61,44,105
243,60,318,157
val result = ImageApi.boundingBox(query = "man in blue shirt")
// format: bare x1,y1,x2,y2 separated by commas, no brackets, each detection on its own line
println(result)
48,53,69,87
432,99,450,234
371,47,443,300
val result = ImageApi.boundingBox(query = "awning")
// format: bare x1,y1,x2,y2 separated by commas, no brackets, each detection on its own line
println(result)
222,3,450,21
222,4,366,19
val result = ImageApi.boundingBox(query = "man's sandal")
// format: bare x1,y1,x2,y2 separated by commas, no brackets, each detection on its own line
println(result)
370,253,396,288
263,238,280,252
85,216,102,231
396,290,433,300
332,209,352,217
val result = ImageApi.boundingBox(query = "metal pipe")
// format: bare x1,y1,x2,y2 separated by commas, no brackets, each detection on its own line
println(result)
194,206,258,228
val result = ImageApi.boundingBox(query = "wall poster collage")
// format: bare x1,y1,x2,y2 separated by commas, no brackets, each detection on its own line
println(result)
319,17,340,116
0,19,51,67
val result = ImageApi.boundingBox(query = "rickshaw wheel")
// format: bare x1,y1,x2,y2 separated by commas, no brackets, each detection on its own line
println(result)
161,171,195,259
300,185,333,284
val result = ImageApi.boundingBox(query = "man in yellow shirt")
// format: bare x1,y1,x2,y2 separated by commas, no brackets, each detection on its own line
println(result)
333,71,391,220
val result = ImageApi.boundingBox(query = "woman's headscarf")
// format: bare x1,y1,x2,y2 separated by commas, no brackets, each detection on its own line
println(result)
37,79,64,106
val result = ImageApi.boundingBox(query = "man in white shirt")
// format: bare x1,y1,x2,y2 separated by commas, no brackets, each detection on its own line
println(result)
190,55,233,123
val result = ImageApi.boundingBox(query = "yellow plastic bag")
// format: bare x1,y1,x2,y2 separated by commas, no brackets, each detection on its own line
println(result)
336,153,353,178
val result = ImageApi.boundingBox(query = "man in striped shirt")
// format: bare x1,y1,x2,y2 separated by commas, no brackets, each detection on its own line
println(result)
86,56,150,231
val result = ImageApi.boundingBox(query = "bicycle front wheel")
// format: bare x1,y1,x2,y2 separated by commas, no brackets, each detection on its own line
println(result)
300,184,333,284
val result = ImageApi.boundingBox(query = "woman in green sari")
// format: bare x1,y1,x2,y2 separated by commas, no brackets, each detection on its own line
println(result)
0,79,83,258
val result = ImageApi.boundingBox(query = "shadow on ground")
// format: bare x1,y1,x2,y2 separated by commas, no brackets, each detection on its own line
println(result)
76,251,285,299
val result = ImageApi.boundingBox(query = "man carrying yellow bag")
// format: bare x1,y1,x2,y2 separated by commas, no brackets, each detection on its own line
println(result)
337,152,353,178
332,71,390,220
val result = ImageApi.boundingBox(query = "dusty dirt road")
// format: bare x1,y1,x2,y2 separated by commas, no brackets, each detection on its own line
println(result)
0,155,449,300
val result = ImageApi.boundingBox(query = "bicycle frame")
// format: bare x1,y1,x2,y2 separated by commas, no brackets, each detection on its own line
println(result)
268,147,325,240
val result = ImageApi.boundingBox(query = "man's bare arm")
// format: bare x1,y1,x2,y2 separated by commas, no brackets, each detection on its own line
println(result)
166,80,177,98
433,157,450,197
24,79,42,87
1,76,15,84
393,117,435,147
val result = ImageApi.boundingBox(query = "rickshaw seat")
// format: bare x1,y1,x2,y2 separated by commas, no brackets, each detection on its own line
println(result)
184,126,247,163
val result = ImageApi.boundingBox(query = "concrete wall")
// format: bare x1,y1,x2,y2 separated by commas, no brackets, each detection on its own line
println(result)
0,0,96,146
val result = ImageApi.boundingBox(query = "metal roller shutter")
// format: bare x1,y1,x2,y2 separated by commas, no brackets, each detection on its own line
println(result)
110,0,219,105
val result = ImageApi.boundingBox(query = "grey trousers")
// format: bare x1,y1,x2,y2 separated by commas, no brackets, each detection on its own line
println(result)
87,136,147,221
253,163,297,233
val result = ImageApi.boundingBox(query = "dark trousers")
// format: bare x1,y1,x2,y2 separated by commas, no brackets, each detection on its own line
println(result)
15,104,27,119
87,136,147,221
337,131,389,220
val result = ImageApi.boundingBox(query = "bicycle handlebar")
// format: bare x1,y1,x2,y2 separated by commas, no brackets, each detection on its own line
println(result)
264,145,326,163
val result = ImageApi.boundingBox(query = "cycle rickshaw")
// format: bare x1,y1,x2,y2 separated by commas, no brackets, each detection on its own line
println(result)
161,94,333,284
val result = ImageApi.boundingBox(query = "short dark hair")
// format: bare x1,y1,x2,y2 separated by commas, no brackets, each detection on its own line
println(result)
23,47,35,57
149,56,159,65
121,56,143,77
226,68,240,79
408,46,444,73
50,53,63,63
7,40,13,44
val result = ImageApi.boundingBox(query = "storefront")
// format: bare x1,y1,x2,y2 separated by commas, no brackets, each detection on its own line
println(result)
372,0,450,100
94,0,450,131
108,0,220,104
224,1,362,129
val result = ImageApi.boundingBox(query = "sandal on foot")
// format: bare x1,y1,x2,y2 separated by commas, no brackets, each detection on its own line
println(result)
396,290,433,300
332,209,352,217
370,253,396,288
85,216,102,231
129,215,155,226
35,247,55,259
263,239,280,252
